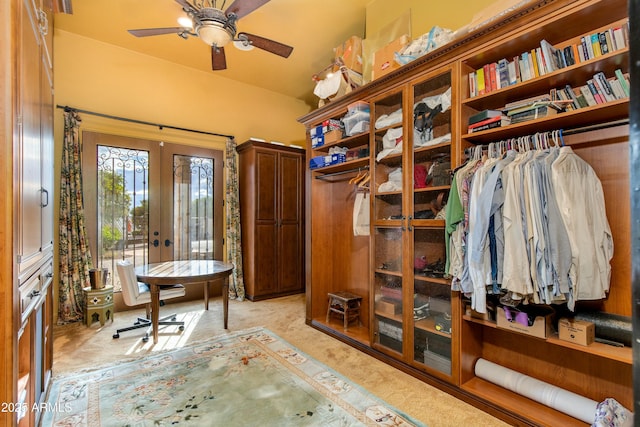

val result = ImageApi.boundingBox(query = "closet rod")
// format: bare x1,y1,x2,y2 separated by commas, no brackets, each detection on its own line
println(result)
314,165,369,181
562,118,628,135
56,104,234,139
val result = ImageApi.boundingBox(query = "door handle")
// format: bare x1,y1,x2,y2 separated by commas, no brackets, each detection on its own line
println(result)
164,239,173,247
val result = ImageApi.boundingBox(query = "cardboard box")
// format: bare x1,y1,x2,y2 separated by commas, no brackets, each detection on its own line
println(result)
376,298,402,316
558,318,595,346
496,306,554,339
372,34,411,80
334,36,363,74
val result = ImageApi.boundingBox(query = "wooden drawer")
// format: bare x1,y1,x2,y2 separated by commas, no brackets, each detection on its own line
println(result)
19,274,42,324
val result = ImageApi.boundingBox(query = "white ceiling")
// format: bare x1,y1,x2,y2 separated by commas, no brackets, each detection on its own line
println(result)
54,0,370,107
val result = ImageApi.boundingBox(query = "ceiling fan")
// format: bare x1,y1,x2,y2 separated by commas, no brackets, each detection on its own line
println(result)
128,0,293,70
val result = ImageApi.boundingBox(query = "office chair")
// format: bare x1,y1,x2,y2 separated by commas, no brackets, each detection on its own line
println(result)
113,260,186,342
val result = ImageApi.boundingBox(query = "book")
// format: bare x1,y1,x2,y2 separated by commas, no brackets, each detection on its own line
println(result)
604,29,614,53
469,117,511,133
586,79,605,104
613,27,626,50
598,32,609,55
564,84,581,110
615,69,630,97
508,60,517,85
504,94,551,110
590,33,602,57
489,62,498,91
562,45,575,66
497,58,510,89
540,39,558,72
583,36,594,60
468,109,505,125
574,91,589,108
594,72,615,102
509,105,558,124
608,77,625,99
468,71,477,97
579,84,598,106
476,67,486,95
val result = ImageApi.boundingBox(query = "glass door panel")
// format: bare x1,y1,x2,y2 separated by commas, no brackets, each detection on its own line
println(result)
373,226,404,354
411,72,452,223
412,227,451,374
160,146,223,262
171,155,215,260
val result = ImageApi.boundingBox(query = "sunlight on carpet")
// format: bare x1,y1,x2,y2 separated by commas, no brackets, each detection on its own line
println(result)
43,327,426,426
123,310,205,356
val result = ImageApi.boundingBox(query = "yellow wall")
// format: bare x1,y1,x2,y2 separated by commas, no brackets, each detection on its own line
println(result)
53,30,311,147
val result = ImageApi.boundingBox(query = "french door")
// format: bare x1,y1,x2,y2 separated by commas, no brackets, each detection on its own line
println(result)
82,132,223,296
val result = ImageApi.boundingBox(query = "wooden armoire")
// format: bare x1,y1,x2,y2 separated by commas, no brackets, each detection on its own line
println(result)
2,0,56,425
237,140,305,301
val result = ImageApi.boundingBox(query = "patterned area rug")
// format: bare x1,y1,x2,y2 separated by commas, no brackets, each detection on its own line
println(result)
42,327,424,426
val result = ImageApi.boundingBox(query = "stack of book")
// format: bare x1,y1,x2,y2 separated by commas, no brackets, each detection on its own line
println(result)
467,109,511,133
503,97,567,124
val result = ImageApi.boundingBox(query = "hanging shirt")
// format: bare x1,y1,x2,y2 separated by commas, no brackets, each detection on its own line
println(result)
551,146,613,310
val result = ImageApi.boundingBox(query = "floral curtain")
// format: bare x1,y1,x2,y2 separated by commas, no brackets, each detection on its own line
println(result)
58,110,93,323
225,137,245,300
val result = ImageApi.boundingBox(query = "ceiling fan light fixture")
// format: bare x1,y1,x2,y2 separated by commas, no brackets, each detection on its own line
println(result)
177,16,193,28
197,24,233,47
233,39,254,51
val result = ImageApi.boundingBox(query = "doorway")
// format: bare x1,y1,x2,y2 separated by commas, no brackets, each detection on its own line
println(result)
82,131,223,304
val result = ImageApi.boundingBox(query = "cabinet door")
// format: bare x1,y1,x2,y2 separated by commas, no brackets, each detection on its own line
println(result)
17,0,44,275
409,69,454,377
254,150,278,294
277,152,303,293
371,89,407,357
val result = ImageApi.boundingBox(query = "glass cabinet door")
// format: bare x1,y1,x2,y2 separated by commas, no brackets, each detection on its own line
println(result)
371,89,406,355
412,227,451,374
410,69,454,375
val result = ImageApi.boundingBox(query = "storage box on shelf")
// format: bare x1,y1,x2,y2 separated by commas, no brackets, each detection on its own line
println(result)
300,0,631,425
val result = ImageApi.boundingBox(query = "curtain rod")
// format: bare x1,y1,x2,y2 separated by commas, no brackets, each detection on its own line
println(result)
56,104,234,139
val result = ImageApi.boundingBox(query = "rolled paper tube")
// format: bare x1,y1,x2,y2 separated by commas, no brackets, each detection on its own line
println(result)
474,358,598,424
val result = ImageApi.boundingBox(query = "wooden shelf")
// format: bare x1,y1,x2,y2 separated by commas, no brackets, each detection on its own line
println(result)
311,157,369,175
463,315,632,364
462,99,629,144
461,377,589,427
312,132,370,153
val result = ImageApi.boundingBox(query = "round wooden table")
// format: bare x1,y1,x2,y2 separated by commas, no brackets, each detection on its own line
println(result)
135,260,234,344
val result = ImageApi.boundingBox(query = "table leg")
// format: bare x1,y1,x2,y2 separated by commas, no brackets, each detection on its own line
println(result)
223,277,229,329
204,281,209,311
150,283,160,344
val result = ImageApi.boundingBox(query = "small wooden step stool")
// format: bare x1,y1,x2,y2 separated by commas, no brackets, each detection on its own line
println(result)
326,291,362,330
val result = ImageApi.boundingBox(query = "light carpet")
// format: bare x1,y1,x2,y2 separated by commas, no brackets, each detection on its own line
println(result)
43,327,425,426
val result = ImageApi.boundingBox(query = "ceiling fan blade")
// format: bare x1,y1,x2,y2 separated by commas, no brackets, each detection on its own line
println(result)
225,0,270,19
238,32,293,58
128,27,184,37
174,0,198,13
211,46,227,70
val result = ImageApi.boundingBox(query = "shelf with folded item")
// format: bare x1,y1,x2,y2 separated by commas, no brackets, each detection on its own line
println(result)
310,157,369,176
311,131,370,154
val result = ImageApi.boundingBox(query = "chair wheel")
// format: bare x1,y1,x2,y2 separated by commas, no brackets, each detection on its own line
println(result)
179,326,185,331
113,333,120,339
171,316,177,321
142,336,149,342
134,321,140,325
